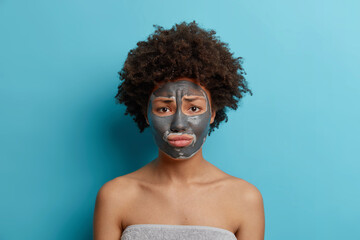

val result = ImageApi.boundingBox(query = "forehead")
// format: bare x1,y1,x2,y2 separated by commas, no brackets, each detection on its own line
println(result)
152,80,206,98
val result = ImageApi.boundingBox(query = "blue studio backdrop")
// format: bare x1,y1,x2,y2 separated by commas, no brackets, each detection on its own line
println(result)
1,0,359,239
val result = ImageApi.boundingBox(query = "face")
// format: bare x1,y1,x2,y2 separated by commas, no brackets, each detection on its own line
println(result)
147,79,214,159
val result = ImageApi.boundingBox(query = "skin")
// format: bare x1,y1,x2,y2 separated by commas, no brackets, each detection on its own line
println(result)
93,78,265,240
147,80,212,159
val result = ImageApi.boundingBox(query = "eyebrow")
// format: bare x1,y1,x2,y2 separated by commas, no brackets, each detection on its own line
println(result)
152,97,175,103
182,96,206,102
152,96,206,104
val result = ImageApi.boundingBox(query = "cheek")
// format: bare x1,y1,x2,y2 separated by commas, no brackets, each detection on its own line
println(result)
188,115,211,134
149,115,171,133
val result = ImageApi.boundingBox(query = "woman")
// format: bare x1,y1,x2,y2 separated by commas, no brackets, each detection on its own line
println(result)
93,21,265,240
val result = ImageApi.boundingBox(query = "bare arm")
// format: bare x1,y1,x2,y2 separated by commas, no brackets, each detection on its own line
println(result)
93,181,122,240
235,184,265,240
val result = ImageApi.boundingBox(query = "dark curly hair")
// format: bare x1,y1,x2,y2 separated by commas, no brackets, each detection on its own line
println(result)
115,21,252,135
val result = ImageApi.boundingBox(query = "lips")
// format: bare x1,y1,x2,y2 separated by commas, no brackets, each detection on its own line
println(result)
167,134,194,147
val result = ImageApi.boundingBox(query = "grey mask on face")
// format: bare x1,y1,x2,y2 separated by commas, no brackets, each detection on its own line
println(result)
147,80,212,159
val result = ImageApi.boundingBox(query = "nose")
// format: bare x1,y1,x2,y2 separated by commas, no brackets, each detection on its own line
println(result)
170,108,188,132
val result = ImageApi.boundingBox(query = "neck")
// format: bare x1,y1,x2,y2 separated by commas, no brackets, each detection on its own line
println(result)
149,148,210,185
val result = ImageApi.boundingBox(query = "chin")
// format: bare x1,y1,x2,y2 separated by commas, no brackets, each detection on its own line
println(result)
159,148,201,160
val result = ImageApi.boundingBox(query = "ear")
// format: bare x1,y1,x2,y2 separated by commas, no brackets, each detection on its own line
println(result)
145,113,149,125
210,109,216,124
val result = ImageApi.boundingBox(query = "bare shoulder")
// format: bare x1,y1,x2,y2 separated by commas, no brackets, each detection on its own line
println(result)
224,176,264,222
93,175,139,239
95,163,155,207
207,164,263,205
208,162,263,201
95,174,139,209
228,176,263,204
226,177,265,240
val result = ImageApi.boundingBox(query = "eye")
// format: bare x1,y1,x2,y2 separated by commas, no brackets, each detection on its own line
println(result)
157,107,170,113
189,106,201,112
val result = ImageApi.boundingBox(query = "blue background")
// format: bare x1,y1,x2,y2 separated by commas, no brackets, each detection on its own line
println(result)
1,0,359,239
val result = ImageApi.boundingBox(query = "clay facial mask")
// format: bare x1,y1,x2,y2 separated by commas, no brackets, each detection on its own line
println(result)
147,80,212,159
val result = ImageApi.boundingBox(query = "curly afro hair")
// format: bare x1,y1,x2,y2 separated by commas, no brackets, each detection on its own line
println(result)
115,21,252,135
